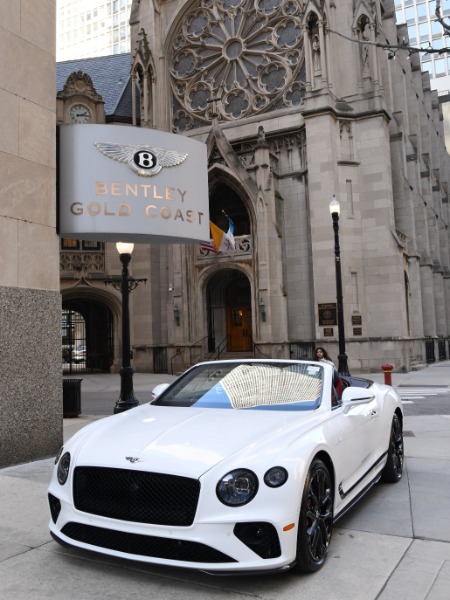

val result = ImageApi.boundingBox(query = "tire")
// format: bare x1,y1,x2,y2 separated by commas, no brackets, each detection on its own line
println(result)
381,413,404,483
295,458,333,573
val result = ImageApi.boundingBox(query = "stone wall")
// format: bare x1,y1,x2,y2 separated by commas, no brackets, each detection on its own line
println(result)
0,1,61,467
0,287,62,467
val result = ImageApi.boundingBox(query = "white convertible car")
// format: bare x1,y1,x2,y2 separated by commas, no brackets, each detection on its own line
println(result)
48,360,404,574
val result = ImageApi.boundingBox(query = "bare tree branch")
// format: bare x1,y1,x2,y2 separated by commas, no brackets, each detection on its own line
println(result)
436,1,450,36
329,22,450,58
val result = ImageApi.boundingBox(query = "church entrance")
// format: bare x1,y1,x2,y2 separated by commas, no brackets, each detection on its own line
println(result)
226,306,252,351
206,269,252,354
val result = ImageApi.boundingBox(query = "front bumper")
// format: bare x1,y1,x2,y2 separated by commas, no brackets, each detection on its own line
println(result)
48,492,298,573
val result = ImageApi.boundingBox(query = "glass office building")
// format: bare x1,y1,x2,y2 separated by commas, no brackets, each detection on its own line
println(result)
57,0,133,61
394,1,450,91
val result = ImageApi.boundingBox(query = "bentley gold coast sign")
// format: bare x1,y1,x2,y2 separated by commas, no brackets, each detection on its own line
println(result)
58,125,209,243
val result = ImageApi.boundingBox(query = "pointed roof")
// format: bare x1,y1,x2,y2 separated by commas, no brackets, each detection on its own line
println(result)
56,53,135,121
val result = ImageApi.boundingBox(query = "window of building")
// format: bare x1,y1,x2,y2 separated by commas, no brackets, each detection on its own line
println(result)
60,239,103,251
431,20,443,35
416,3,428,19
435,56,446,75
396,9,404,23
61,238,79,250
419,22,429,41
422,60,433,74
408,24,417,43
405,6,416,22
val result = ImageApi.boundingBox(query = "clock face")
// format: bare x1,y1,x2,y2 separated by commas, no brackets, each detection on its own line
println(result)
69,103,92,124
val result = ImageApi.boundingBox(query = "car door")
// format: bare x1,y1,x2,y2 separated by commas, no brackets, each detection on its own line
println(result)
326,390,381,511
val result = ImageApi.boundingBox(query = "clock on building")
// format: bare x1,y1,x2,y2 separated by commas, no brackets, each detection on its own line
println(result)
69,103,92,124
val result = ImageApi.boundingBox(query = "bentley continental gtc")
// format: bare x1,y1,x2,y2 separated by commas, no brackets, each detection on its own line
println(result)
48,360,404,574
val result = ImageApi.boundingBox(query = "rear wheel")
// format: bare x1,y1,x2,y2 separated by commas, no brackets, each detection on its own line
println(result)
295,458,333,573
381,413,404,483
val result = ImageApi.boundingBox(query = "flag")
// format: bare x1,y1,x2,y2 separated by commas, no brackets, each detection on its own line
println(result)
200,239,219,254
210,219,235,253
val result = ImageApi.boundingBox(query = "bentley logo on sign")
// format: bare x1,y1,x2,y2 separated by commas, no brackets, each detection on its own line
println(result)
125,457,144,463
94,142,188,177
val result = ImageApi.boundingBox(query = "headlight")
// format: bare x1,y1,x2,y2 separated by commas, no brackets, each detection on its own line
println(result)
264,466,288,488
57,452,71,485
216,469,258,506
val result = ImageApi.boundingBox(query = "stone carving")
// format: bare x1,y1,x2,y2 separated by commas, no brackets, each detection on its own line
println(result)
170,0,306,131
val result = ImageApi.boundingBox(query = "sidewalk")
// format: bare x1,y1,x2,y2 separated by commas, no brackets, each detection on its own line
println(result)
0,362,449,599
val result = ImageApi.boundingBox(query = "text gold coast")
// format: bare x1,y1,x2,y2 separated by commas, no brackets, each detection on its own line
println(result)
69,181,205,224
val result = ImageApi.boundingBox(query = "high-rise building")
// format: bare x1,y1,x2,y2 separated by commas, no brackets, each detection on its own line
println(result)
394,0,450,92
57,0,133,61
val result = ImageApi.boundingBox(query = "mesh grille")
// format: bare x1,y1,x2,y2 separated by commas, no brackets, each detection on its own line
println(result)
234,522,281,559
73,467,200,526
61,522,236,564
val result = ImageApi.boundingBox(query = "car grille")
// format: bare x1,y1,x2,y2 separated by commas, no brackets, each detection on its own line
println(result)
73,467,200,526
61,522,237,563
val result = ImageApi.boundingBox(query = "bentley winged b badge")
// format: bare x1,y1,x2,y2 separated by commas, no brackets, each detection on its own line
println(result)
94,142,188,177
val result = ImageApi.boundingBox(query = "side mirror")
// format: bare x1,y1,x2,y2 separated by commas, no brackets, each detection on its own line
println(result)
341,387,376,414
151,383,170,400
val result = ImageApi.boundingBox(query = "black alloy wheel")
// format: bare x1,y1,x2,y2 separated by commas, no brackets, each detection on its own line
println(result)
381,413,404,483
295,458,333,573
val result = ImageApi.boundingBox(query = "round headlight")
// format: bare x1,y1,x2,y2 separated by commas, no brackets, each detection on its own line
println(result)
216,469,258,506
264,466,288,488
57,452,71,485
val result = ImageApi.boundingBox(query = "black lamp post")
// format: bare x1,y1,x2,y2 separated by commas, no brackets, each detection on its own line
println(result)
329,196,350,376
106,242,146,414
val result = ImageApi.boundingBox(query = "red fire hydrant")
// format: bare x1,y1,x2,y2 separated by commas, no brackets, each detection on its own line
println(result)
381,364,394,386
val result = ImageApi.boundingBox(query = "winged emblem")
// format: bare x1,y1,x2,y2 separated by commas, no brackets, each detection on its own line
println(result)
94,142,188,177
125,457,144,463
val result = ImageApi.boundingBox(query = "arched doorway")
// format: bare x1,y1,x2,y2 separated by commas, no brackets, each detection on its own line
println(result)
206,269,252,354
62,298,114,373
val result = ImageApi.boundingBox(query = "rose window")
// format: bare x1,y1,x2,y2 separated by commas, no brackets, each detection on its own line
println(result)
170,0,306,132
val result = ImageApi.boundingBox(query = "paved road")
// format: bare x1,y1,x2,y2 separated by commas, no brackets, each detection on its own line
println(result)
397,386,450,416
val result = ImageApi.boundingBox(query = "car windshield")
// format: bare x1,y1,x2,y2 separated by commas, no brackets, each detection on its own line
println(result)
154,362,324,411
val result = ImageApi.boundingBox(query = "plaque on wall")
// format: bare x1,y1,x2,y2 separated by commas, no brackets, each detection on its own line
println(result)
323,328,334,336
352,315,362,325
318,303,337,326
353,327,362,336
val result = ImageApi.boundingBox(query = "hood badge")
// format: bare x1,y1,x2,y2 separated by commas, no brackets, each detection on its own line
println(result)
125,456,144,463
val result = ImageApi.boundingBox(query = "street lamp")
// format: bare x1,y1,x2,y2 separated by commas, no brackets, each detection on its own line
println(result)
103,241,149,414
329,196,350,376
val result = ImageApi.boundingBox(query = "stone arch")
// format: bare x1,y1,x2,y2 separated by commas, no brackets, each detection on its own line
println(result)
131,28,156,127
61,285,122,372
303,8,329,90
200,265,254,354
352,5,379,90
208,166,256,237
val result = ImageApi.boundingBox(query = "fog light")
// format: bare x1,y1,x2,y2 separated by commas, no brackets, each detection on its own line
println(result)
264,466,288,488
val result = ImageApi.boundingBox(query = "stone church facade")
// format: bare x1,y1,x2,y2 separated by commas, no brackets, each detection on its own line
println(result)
59,0,450,375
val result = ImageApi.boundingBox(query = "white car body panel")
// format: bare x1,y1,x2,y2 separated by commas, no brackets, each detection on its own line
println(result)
48,360,403,573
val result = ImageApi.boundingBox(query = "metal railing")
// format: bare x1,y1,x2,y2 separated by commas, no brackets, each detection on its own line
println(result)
425,338,436,363
169,335,209,375
206,336,228,361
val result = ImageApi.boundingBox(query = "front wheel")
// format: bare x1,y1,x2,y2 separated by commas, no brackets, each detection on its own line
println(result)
381,413,404,483
294,458,333,573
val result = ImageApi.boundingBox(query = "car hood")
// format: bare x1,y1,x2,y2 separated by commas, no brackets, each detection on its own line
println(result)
73,404,314,479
